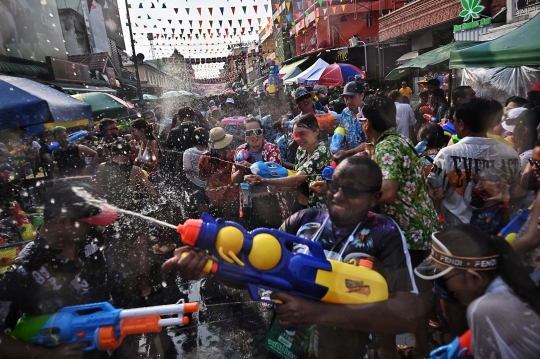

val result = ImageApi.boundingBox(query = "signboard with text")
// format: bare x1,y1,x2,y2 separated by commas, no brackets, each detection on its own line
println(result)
46,57,92,84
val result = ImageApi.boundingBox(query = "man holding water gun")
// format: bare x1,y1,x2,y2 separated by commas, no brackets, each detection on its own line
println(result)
0,181,120,359
163,157,420,359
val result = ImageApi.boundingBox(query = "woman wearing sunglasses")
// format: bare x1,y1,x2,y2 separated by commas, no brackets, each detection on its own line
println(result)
232,116,289,229
415,225,540,359
244,114,332,209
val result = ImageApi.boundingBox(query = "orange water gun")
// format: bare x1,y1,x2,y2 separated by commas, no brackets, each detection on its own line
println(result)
315,113,339,132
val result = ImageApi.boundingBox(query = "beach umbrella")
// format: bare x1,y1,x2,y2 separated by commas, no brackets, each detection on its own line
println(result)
317,63,365,87
71,92,133,120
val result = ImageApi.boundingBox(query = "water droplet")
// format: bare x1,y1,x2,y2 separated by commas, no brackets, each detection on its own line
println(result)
74,222,80,228
50,198,55,204
9,88,13,91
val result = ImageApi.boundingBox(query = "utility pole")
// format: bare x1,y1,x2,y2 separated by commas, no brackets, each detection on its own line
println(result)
124,0,143,102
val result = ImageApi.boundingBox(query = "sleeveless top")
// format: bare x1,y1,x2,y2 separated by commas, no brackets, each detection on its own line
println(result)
53,143,86,176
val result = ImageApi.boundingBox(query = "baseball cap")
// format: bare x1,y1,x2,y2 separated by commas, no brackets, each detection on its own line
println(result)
505,107,540,128
44,181,117,226
342,81,365,97
293,87,314,102
501,107,529,132
226,98,235,104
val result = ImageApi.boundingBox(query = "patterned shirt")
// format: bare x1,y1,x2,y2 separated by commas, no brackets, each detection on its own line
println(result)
373,128,439,250
296,141,332,208
340,108,366,150
233,141,290,220
275,133,295,164
261,115,280,144
198,149,239,206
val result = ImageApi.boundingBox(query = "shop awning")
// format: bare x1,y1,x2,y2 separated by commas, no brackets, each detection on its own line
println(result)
279,58,309,76
395,51,419,65
45,81,117,94
450,13,540,68
386,41,483,80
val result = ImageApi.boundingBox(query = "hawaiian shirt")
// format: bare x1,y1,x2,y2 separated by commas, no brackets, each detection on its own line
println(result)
296,141,332,208
261,115,280,144
198,149,239,206
340,108,366,150
373,128,439,250
233,141,290,220
275,133,295,164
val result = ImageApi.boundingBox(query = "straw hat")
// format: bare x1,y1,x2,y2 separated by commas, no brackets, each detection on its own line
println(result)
209,127,233,149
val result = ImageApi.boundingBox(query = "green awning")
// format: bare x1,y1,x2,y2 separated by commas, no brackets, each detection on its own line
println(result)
0,61,49,77
450,13,540,68
279,58,308,75
386,41,483,80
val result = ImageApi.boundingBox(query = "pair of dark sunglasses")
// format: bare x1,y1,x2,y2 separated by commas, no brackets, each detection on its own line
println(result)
326,180,379,199
245,129,263,137
529,158,540,168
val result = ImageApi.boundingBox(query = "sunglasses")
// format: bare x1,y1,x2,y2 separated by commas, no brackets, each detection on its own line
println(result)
326,180,379,199
245,129,263,137
529,159,540,168
291,131,311,140
434,270,463,293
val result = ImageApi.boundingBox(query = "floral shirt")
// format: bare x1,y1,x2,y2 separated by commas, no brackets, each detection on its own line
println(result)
340,108,366,150
374,128,439,250
233,141,290,220
198,149,239,206
261,115,280,144
296,141,332,208
275,133,295,164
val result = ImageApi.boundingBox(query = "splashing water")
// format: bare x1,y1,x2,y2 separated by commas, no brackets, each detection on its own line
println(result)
71,186,177,230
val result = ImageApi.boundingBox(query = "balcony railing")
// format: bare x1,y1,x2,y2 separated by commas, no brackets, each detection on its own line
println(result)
379,0,462,42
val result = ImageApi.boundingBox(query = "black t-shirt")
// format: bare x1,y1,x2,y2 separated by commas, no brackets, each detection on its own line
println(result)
53,143,87,177
0,235,109,330
279,208,417,358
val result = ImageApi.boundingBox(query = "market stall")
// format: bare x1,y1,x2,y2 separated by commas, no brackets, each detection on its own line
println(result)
284,58,329,86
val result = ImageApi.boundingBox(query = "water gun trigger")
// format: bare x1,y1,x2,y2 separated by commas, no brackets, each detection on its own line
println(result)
217,246,245,266
246,284,281,306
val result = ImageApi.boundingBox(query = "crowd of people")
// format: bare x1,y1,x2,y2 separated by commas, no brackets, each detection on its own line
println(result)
1,80,540,359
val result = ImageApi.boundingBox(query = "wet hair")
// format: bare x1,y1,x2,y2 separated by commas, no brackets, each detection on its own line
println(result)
419,91,429,100
486,99,504,128
362,95,397,133
339,156,382,191
388,90,401,102
177,106,197,120
243,115,262,129
44,181,101,222
437,225,540,316
432,88,447,103
132,119,157,141
455,98,491,133
142,110,155,119
418,123,446,149
110,139,131,156
444,106,456,122
515,108,540,153
527,90,540,106
505,96,528,107
294,114,320,132
192,127,209,147
427,79,440,88
99,119,116,132
452,86,472,104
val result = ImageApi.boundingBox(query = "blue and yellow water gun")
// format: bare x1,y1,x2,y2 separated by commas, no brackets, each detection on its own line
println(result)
250,161,297,178
330,127,345,154
8,301,198,350
498,206,532,244
177,213,389,304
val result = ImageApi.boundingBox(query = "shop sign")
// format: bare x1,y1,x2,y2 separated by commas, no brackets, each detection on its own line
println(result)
335,48,349,62
453,0,491,32
46,57,92,84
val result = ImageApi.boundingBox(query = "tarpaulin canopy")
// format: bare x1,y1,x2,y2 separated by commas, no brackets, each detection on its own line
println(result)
279,58,309,79
284,59,329,85
72,92,133,120
0,75,92,131
450,13,540,68
386,41,483,80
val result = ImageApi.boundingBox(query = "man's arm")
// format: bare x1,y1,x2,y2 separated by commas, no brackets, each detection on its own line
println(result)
272,291,418,334
333,143,366,161
0,333,85,359
78,145,98,165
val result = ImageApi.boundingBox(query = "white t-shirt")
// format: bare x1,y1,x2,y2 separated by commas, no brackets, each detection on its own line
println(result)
183,147,207,188
468,277,540,359
428,137,520,228
394,102,416,139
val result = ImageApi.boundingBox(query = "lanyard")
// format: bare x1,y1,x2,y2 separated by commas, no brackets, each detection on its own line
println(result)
313,217,363,259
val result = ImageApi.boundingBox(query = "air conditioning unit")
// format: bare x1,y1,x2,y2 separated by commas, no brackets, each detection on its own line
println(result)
349,36,358,47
